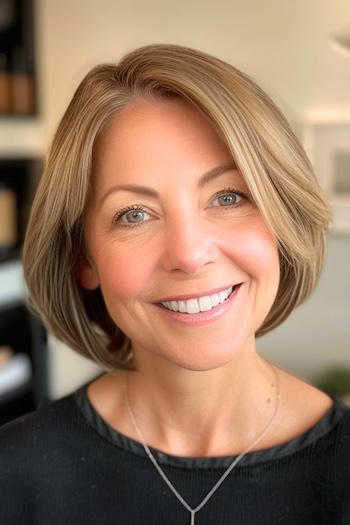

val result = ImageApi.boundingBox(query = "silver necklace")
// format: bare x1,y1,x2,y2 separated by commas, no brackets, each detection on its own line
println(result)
125,362,280,525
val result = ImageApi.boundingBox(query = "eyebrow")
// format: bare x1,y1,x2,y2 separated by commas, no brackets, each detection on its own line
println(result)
97,163,237,211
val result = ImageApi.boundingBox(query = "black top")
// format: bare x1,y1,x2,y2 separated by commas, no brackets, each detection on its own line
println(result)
1,375,350,524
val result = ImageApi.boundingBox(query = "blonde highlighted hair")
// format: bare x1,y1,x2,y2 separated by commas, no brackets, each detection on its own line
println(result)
23,43,331,370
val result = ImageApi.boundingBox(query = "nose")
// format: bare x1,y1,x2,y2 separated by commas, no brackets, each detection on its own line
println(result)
160,214,218,274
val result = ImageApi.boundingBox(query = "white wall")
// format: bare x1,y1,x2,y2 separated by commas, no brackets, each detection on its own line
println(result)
3,0,350,153
258,232,350,380
1,0,349,395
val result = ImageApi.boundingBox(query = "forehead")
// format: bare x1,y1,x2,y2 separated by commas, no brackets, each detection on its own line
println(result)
93,97,235,180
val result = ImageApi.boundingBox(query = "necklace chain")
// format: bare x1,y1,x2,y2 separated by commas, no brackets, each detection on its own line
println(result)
125,361,281,524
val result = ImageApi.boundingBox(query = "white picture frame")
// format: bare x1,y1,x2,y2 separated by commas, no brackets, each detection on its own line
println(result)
304,119,350,233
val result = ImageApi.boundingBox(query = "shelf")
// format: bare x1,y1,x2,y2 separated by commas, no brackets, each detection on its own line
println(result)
0,381,35,426
0,259,25,308
0,301,48,425
0,351,32,400
0,0,37,119
0,377,33,407
0,121,45,157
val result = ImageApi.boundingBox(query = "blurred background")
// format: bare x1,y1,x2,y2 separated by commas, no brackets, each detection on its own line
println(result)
0,0,349,425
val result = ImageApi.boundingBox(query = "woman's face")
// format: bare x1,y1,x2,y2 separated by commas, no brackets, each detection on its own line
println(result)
81,97,280,371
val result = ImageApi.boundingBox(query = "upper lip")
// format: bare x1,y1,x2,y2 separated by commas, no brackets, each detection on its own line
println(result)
156,283,242,303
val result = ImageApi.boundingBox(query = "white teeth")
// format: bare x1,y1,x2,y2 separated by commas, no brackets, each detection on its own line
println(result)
210,293,220,307
161,286,235,314
186,299,200,314
178,300,187,313
219,290,228,302
198,296,213,312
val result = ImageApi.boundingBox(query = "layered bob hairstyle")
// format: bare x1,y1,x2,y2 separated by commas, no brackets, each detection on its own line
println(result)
23,43,331,371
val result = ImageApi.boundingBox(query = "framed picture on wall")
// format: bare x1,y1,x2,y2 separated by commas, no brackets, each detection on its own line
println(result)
304,120,350,233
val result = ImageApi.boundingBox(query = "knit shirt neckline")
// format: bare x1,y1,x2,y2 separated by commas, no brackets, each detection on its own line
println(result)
74,376,350,470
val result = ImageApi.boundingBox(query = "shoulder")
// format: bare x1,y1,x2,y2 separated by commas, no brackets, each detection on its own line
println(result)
0,389,89,523
0,390,81,464
275,365,350,446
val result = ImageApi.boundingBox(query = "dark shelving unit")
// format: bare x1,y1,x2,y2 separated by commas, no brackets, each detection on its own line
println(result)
0,157,47,427
0,301,45,426
0,156,41,262
0,0,37,117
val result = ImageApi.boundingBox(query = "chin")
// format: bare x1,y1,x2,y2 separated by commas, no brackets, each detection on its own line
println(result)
161,344,244,373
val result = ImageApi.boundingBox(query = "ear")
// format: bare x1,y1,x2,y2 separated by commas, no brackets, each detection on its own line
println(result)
74,255,100,290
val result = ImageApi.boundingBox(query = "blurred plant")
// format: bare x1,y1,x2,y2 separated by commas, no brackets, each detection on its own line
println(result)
314,367,350,398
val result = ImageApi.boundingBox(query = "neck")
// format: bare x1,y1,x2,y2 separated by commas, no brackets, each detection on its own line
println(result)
124,343,280,457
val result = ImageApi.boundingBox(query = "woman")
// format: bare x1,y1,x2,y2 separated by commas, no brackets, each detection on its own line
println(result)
0,44,349,524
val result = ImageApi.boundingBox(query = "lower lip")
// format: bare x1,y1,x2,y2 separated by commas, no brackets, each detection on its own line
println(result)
156,284,243,326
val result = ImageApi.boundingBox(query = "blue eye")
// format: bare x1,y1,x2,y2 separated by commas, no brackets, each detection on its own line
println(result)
113,205,151,226
216,193,241,206
211,187,247,207
123,209,147,223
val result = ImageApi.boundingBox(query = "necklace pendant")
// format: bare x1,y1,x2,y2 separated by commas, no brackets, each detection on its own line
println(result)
190,511,195,525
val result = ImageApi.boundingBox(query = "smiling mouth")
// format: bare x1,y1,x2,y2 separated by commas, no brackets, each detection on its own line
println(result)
159,284,242,314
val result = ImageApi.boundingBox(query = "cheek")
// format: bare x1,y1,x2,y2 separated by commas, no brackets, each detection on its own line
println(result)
97,243,157,300
243,234,279,278
221,221,280,281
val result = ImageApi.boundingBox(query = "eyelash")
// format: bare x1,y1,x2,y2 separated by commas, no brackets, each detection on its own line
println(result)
212,186,249,207
111,186,250,228
112,204,149,228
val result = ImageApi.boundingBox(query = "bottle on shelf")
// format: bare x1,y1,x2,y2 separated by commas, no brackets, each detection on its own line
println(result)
11,48,35,115
0,182,17,261
0,346,32,400
0,53,12,114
